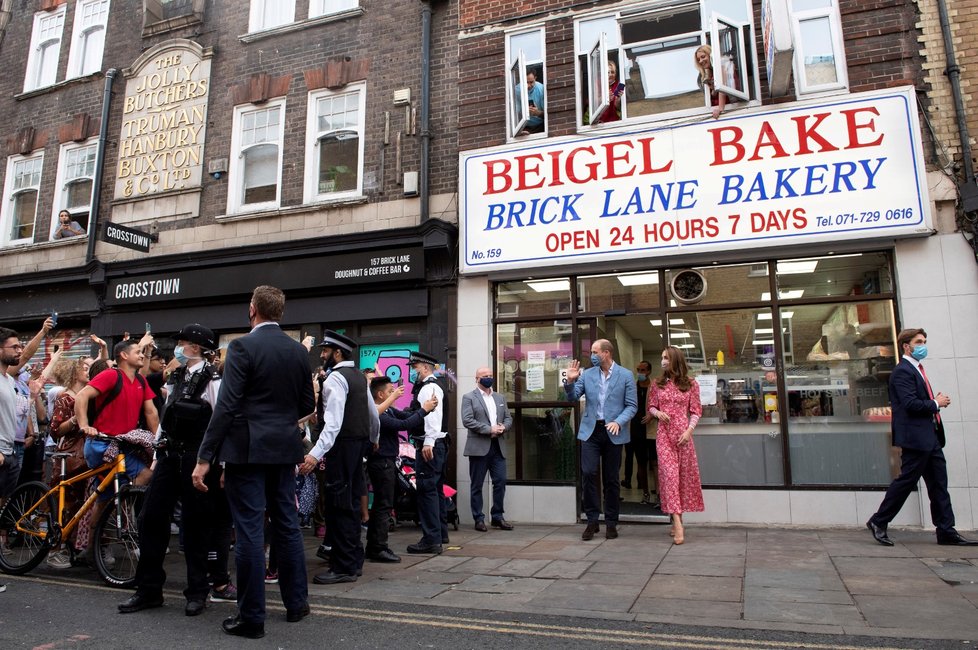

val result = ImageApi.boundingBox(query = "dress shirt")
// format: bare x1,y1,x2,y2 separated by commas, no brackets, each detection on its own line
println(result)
310,360,380,460
480,388,497,427
596,362,616,420
902,354,939,411
418,376,445,447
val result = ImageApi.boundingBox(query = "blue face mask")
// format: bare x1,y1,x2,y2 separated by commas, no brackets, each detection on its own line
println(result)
636,373,647,382
174,345,188,364
911,344,928,360
590,353,601,367
479,377,494,389
409,369,419,384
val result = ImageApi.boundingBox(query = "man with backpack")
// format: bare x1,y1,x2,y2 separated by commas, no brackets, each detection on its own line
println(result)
118,324,235,617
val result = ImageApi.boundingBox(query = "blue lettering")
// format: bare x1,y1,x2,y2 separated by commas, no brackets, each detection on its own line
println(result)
860,157,885,189
599,190,620,218
772,167,800,199
538,196,561,224
830,161,858,193
486,203,505,230
719,175,744,205
804,165,829,195
506,201,528,228
559,193,583,222
676,180,698,209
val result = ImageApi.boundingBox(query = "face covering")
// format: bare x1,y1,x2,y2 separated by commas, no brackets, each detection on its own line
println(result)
637,373,647,382
661,359,670,369
911,344,927,361
409,369,419,384
174,345,189,364
479,377,494,389
590,353,601,367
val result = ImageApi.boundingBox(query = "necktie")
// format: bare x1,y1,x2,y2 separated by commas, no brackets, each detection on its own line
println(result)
918,363,941,425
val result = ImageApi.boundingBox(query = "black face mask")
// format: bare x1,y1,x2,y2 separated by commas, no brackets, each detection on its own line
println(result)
479,377,494,389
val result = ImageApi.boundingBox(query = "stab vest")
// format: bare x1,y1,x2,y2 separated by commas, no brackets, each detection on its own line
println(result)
160,363,219,441
334,365,370,440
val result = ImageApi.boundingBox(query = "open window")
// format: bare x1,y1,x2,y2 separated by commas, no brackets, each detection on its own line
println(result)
51,141,96,239
304,85,365,202
505,28,546,138
507,53,528,137
587,34,612,125
710,13,749,102
789,0,848,95
2,154,44,246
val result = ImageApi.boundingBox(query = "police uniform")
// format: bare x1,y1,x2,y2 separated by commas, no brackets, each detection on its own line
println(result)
123,324,228,615
308,331,380,583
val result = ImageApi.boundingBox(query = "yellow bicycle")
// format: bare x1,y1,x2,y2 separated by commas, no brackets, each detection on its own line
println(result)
0,434,146,587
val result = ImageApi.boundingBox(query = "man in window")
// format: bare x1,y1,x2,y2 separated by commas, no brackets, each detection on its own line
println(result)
52,210,84,239
517,71,545,135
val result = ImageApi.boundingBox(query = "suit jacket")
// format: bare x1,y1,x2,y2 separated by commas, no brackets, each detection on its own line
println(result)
564,363,637,445
889,357,945,451
198,323,315,465
461,388,512,457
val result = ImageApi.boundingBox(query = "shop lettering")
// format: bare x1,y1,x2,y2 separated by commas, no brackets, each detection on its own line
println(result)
718,158,885,205
485,194,584,230
114,278,181,300
482,137,673,196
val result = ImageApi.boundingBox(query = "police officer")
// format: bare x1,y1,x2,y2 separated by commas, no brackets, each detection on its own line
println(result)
299,330,379,584
406,351,449,555
119,324,231,617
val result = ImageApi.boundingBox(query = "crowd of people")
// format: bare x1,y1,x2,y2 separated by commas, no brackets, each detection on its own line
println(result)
0,286,710,639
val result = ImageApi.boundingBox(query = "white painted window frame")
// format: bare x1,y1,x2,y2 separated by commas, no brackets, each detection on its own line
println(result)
303,83,367,203
50,139,97,239
66,0,110,79
2,153,45,247
227,99,286,215
24,6,67,92
789,0,849,95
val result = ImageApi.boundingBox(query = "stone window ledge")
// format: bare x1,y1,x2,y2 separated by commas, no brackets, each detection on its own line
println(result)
15,73,102,101
216,197,368,223
239,8,364,44
0,235,88,256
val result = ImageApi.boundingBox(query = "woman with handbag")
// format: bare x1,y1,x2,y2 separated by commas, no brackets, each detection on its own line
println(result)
648,346,704,545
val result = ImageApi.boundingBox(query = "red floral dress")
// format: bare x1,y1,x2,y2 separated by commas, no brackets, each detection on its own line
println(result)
648,378,705,514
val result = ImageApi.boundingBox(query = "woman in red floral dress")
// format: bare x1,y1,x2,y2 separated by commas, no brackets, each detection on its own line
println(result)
647,346,704,544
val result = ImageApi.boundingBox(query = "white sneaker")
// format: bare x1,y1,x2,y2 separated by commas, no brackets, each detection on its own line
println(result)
0,583,6,593
46,550,72,569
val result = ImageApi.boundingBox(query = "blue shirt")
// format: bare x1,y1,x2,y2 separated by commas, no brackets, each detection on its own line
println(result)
517,81,545,128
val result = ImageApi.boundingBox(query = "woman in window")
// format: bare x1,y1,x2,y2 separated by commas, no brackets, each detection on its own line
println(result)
594,59,624,124
52,210,85,239
694,44,729,120
648,346,704,545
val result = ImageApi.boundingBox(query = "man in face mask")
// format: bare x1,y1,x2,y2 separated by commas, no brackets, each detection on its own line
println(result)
461,367,513,532
867,327,976,547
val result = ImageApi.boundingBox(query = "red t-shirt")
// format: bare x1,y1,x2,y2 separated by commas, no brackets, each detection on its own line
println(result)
88,369,156,436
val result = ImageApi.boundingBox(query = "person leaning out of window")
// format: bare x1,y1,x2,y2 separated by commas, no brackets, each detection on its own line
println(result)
52,210,85,240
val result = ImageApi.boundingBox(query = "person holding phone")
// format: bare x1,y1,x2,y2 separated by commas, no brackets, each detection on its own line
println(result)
517,70,545,135
595,59,624,124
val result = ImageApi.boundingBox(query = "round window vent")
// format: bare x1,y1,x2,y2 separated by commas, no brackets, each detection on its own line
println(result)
669,269,708,304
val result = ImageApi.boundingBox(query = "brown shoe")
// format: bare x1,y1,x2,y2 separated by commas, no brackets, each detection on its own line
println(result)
581,522,599,541
605,524,619,539
474,521,488,532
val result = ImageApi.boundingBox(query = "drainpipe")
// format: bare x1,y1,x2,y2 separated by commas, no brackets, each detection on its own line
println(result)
936,0,976,199
86,68,118,264
420,0,432,221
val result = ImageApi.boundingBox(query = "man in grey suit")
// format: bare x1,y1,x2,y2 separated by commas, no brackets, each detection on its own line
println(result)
462,367,514,531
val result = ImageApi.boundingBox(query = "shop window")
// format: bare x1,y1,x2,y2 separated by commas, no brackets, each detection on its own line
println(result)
782,301,897,485
789,0,848,95
496,278,572,319
309,0,357,18
665,263,771,308
775,252,893,299
2,154,44,246
66,0,109,79
24,6,66,92
51,141,96,239
505,28,546,139
577,271,660,313
304,85,365,202
249,0,295,32
575,0,756,126
669,308,785,486
228,100,285,214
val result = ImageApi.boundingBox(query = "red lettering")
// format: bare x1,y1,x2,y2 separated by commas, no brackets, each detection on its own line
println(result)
545,230,600,252
484,160,512,195
602,140,636,179
841,107,884,149
636,136,673,174
565,146,600,184
547,150,565,188
514,154,545,190
709,126,745,165
791,113,839,155
747,122,789,162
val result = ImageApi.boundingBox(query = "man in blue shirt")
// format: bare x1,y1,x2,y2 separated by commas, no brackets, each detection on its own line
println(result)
517,71,545,134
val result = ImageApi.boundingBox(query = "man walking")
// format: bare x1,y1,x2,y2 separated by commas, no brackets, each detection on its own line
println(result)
462,367,514,532
299,330,379,584
406,351,448,555
564,339,637,541
192,286,315,639
867,327,977,547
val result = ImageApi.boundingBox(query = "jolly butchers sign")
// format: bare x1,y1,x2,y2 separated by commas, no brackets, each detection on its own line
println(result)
458,87,930,274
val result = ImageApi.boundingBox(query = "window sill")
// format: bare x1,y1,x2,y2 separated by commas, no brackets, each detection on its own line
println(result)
0,235,88,256
575,100,763,134
217,196,368,223
239,8,365,43
507,131,548,145
142,12,204,37
794,87,850,102
16,72,102,101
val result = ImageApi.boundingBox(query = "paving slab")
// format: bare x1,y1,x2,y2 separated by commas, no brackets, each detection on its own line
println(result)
920,557,978,585
744,598,865,627
655,553,745,577
842,574,962,598
663,539,746,557
853,594,978,635
818,532,917,558
575,568,651,587
586,560,662,575
527,579,646,613
744,585,853,605
444,544,528,559
487,558,553,577
630,596,743,620
902,543,978,559
747,529,824,549
429,587,540,612
335,577,450,602
744,567,847,591
408,554,472,572
832,556,935,578
452,574,555,595
448,556,510,573
640,574,743,602
532,559,593,580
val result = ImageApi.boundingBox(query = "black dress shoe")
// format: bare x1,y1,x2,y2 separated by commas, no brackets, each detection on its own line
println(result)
442,536,450,544
118,593,164,613
222,615,265,639
866,520,894,546
312,571,357,585
581,522,599,541
367,548,401,563
474,520,488,532
185,600,205,617
605,524,619,539
286,603,311,622
406,542,443,554
491,519,514,531
316,544,331,561
937,532,978,546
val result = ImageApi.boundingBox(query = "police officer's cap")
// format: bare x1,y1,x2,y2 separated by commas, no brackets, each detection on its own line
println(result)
409,350,438,366
319,330,356,352
174,323,217,351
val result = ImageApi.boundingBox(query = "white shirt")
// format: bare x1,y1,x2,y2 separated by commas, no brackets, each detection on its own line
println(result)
310,361,380,460
418,375,445,447
480,388,497,426
0,372,16,454
164,359,221,408
596,361,616,420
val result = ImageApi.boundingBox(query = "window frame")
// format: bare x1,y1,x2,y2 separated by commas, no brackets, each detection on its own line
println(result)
586,33,611,126
24,6,67,92
709,12,750,102
789,0,849,96
2,153,45,247
504,27,547,140
304,84,367,203
66,0,110,79
249,0,295,33
50,139,97,240
227,99,286,215
309,0,358,19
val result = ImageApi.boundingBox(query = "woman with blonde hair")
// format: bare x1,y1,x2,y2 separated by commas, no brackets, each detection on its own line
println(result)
648,346,704,544
694,44,728,119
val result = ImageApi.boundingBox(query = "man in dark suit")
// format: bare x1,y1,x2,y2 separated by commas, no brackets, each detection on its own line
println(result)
192,286,316,638
462,366,514,532
867,327,977,547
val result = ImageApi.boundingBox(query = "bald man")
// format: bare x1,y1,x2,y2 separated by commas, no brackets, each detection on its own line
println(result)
461,367,514,531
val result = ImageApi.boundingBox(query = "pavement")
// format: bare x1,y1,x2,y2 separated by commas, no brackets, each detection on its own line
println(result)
293,521,978,642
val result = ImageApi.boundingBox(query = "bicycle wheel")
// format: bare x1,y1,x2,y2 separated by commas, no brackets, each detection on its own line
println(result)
93,484,146,588
0,481,54,575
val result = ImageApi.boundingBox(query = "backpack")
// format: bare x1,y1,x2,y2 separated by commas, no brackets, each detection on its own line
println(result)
87,369,149,432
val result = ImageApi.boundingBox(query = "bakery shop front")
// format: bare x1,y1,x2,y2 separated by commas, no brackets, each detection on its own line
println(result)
454,86,939,526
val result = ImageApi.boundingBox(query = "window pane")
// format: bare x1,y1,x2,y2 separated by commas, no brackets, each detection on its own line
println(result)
510,31,542,63
671,308,785,486
783,301,897,485
497,320,576,404
715,21,746,97
665,263,771,307
37,41,60,87
11,190,39,240
578,271,659,313
66,179,93,210
496,279,571,318
798,16,838,86
78,26,106,75
311,0,357,17
704,0,752,23
515,406,577,482
792,0,832,10
776,252,892,299
578,16,618,52
317,132,359,194
242,143,278,204
622,38,703,116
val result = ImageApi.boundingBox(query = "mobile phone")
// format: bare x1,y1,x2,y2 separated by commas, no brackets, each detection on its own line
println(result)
50,311,58,327
615,82,625,95
53,344,60,353
528,100,535,107
145,322,152,333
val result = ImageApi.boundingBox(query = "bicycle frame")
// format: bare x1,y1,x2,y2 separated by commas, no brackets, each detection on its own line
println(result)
13,453,128,543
